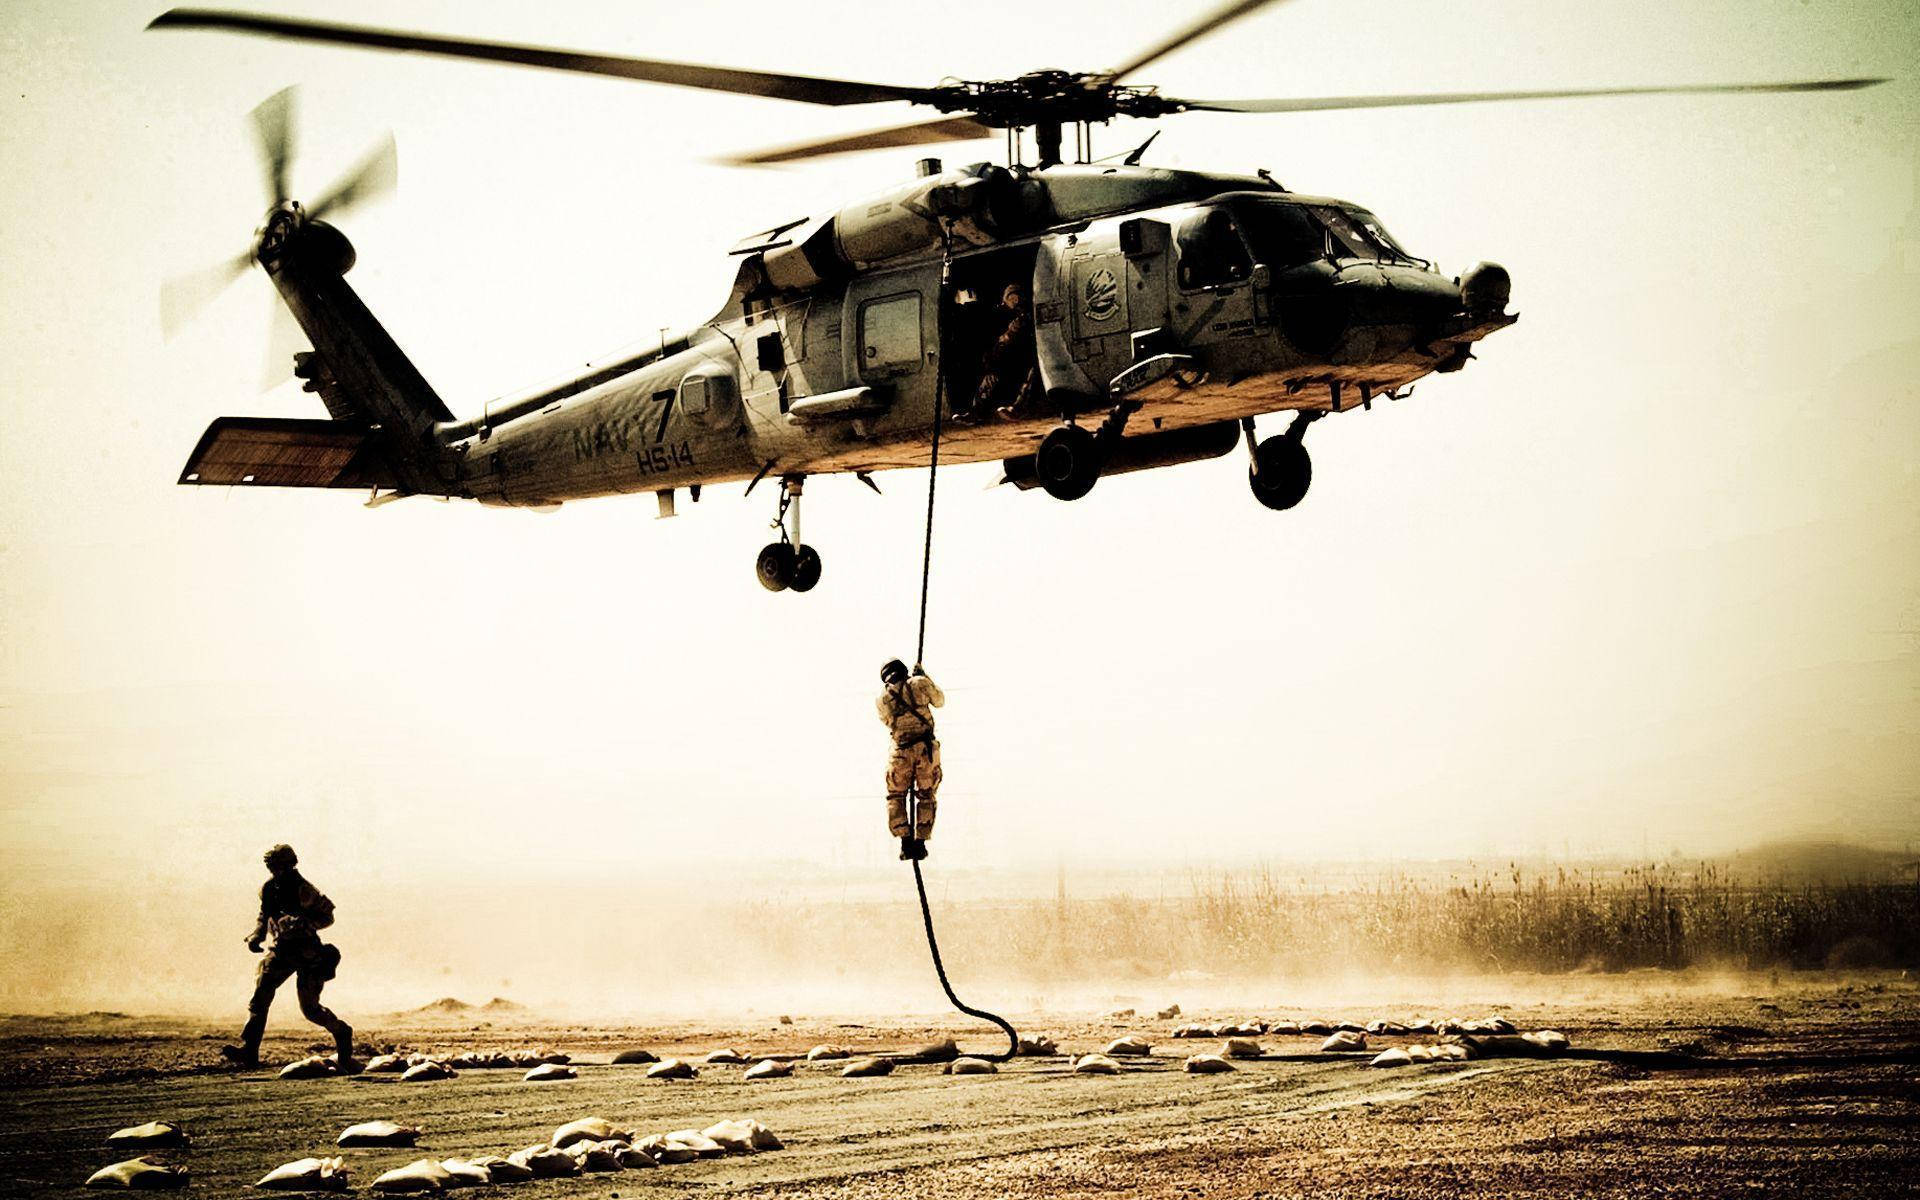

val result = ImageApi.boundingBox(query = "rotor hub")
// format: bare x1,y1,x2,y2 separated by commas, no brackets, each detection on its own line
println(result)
928,72,1180,129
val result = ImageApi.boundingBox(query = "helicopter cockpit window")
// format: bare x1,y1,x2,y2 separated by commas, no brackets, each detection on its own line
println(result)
859,293,923,377
1231,201,1325,270
1175,207,1252,290
1310,206,1416,264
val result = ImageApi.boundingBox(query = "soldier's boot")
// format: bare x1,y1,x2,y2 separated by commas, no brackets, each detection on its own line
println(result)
223,1008,268,1067
907,838,928,861
899,835,915,861
219,1042,259,1068
332,1022,362,1075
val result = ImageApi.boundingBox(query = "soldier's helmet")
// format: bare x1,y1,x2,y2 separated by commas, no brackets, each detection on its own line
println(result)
880,659,908,684
263,844,298,870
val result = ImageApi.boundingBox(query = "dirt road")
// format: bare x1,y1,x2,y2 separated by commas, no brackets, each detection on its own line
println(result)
3,981,1916,1197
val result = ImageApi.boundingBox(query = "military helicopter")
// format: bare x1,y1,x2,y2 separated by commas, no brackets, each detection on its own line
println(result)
151,2,1883,593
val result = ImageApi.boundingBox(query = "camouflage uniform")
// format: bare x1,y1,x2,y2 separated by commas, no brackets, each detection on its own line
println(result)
878,672,945,839
238,869,352,1061
970,285,1038,419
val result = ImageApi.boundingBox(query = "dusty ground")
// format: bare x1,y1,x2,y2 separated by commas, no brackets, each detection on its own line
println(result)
2,977,1916,1198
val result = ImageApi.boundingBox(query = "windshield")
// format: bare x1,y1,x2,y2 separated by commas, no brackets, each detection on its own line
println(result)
1233,199,1420,267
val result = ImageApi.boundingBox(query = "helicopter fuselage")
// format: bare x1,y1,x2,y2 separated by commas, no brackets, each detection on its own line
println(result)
422,162,1513,509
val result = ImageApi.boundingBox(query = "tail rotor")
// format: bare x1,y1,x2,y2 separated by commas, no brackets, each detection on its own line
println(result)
159,85,399,381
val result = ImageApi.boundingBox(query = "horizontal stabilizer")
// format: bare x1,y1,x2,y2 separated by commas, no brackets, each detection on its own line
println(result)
179,416,397,489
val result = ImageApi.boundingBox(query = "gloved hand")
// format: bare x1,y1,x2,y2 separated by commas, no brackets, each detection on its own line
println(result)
911,663,926,677
245,935,264,954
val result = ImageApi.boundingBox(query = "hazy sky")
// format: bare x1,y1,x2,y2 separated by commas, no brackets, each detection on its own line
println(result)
1,1,1917,1007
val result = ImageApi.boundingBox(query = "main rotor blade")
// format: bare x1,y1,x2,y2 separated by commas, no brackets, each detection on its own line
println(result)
159,251,253,339
1104,0,1298,82
309,132,398,222
251,84,294,205
721,114,995,166
1178,76,1888,114
149,9,941,107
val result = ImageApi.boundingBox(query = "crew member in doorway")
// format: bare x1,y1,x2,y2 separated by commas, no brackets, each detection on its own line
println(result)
966,282,1038,421
877,658,944,860
221,844,359,1073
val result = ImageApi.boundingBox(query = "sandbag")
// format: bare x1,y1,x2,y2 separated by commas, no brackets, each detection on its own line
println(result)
401,1061,456,1082
437,1159,492,1188
553,1117,630,1148
1073,1053,1121,1075
338,1121,423,1147
1015,1034,1058,1056
364,1054,409,1073
611,1048,659,1064
522,1063,576,1082
839,1056,894,1077
1222,1038,1264,1059
369,1158,453,1193
84,1157,189,1190
743,1058,794,1080
705,1119,783,1151
705,1048,747,1064
1369,1048,1412,1068
1319,1031,1367,1052
615,1145,659,1169
506,1145,577,1177
1104,1036,1152,1057
1183,1054,1234,1074
1523,1030,1571,1052
645,1058,695,1079
468,1156,532,1183
899,1037,959,1063
105,1122,186,1151
945,1057,997,1075
563,1141,622,1172
634,1135,696,1165
663,1130,726,1157
805,1044,850,1061
277,1055,337,1080
701,1121,758,1153
257,1156,348,1191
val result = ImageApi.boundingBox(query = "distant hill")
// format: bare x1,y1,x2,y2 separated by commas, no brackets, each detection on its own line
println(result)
480,997,526,1013
1726,841,1912,882
410,997,474,1015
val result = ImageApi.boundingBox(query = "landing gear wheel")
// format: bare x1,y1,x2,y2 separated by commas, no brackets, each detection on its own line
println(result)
790,545,822,592
1249,436,1312,511
1034,423,1102,502
756,542,796,591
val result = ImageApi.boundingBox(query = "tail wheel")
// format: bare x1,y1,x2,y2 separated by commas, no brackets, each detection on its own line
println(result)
1250,436,1312,511
756,542,796,591
790,545,822,592
1034,423,1102,502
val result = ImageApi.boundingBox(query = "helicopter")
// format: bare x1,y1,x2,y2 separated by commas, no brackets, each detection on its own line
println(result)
150,2,1884,594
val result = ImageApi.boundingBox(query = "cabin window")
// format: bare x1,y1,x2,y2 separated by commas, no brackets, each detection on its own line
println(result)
859,292,922,376
679,377,708,416
1176,208,1252,290
756,332,785,372
1232,201,1325,270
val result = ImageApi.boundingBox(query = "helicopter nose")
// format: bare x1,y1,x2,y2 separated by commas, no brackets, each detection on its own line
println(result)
1460,261,1511,318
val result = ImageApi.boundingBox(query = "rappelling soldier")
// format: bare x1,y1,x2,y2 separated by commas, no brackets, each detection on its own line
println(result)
877,658,944,860
220,843,359,1073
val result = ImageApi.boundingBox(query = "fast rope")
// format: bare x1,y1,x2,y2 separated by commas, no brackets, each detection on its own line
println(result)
905,220,1019,1064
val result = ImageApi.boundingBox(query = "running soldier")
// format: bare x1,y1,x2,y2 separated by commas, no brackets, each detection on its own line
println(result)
221,844,358,1073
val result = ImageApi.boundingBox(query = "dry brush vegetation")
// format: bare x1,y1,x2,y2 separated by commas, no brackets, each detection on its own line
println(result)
724,863,1920,987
